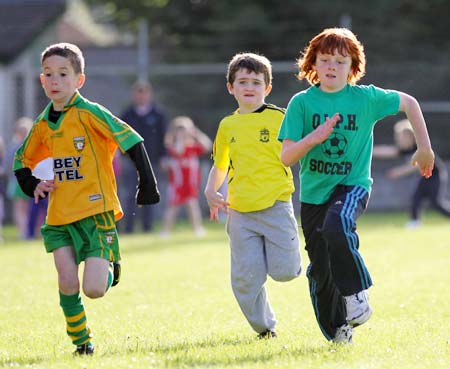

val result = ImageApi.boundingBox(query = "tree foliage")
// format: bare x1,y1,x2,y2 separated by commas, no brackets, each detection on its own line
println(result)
85,0,450,63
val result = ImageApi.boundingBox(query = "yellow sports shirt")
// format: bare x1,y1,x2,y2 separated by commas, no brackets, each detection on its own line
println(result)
213,104,294,212
14,92,143,225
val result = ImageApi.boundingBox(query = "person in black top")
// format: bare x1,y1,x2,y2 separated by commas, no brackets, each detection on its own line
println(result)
120,80,169,233
374,119,450,228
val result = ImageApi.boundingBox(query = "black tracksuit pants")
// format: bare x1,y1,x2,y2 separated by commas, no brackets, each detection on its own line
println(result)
300,185,372,340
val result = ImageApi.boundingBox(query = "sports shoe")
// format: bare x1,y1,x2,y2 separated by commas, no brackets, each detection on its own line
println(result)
73,343,94,355
332,323,353,344
257,329,277,339
112,262,121,287
405,220,421,229
345,289,372,327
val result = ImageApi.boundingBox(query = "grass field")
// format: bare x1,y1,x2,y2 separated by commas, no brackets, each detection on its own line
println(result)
0,212,449,369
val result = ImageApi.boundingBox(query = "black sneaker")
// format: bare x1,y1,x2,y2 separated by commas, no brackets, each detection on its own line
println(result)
112,261,121,287
73,343,94,355
257,329,277,339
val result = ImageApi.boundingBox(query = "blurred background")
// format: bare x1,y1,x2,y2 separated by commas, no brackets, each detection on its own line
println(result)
0,0,449,230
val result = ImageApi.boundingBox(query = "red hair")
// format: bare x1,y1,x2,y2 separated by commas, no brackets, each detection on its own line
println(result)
297,28,366,85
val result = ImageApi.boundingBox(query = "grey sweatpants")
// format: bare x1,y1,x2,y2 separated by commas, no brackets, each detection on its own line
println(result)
226,200,302,334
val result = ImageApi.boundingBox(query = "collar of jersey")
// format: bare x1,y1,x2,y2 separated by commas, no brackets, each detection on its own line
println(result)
312,83,350,98
235,103,268,114
42,91,82,129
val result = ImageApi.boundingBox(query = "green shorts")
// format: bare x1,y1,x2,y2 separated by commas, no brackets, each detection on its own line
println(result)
41,211,120,265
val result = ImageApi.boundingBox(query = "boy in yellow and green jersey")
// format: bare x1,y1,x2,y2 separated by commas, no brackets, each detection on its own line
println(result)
13,43,160,355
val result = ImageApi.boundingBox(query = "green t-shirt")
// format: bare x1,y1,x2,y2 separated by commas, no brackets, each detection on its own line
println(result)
278,84,400,204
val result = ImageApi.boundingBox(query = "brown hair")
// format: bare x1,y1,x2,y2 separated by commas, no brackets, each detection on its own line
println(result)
41,42,85,74
297,28,366,85
227,52,272,85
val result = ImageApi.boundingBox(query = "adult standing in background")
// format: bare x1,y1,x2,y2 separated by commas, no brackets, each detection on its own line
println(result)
120,80,169,233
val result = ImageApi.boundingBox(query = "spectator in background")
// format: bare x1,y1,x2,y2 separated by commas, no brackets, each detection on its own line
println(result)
373,119,450,228
7,117,32,239
160,116,212,238
0,136,6,242
120,80,168,233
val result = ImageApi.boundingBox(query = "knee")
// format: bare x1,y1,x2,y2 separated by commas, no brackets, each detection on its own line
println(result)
232,272,266,296
270,265,302,282
83,285,106,299
321,221,346,245
58,275,80,295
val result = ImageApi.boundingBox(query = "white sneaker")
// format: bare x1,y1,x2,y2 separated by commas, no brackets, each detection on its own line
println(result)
332,323,353,344
405,220,421,229
345,290,372,327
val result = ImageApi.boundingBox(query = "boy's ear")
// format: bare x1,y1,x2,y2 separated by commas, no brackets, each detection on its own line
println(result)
226,82,234,95
77,73,86,89
265,84,272,96
39,73,45,86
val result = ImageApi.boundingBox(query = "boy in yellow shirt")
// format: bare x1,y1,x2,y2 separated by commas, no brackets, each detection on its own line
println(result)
204,53,301,338
13,43,160,355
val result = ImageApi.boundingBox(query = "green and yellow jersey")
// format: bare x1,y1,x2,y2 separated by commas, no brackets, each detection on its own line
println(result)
14,92,142,225
213,104,294,212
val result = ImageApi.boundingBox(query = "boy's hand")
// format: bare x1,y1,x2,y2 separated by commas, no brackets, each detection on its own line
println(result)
136,187,160,206
204,189,229,222
311,113,340,144
33,179,57,204
411,148,435,178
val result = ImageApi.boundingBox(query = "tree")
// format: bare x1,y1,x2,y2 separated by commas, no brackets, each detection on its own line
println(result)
85,0,450,63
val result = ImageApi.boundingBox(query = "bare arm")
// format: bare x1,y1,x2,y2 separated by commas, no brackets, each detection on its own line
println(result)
372,144,400,159
204,165,229,221
193,127,213,152
398,92,434,178
387,162,418,179
280,113,340,166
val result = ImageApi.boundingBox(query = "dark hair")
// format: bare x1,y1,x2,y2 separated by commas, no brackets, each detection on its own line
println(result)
41,42,85,74
227,52,272,85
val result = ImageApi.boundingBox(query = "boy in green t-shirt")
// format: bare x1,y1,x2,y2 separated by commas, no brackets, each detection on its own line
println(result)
278,28,434,344
204,53,301,338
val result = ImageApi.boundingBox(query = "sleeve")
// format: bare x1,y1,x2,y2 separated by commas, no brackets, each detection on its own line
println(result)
126,142,160,205
13,125,51,171
13,124,50,199
88,104,143,152
212,122,230,170
278,95,304,142
14,168,41,198
368,85,401,122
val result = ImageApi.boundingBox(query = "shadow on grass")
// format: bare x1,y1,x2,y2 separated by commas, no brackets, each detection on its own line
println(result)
114,335,333,368
120,230,228,256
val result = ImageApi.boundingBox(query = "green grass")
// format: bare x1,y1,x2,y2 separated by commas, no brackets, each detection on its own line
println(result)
1,212,449,368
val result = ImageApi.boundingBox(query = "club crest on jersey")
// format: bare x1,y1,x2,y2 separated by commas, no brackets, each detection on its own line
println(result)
73,137,85,152
259,128,270,143
104,231,116,245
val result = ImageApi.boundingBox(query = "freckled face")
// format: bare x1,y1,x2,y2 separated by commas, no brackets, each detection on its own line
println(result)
314,51,352,92
40,55,85,110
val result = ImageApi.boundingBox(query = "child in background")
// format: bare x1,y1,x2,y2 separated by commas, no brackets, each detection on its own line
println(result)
160,116,212,237
373,119,450,228
7,117,32,239
0,136,6,242
13,42,160,355
278,28,434,344
204,53,301,338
